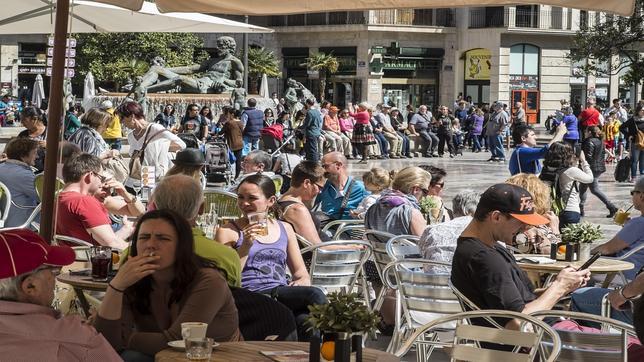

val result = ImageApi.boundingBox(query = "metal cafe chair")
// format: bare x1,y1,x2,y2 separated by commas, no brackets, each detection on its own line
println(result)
362,229,396,312
320,218,363,240
386,234,421,261
203,189,240,219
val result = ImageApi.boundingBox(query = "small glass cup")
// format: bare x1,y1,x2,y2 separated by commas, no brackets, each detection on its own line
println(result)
89,246,112,282
185,337,213,360
247,211,268,236
614,209,631,226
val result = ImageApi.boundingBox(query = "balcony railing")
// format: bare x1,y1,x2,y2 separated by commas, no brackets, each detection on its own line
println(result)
469,8,572,30
267,9,455,27
369,9,455,27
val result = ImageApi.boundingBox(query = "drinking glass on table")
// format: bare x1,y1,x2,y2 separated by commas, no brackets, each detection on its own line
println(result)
89,246,112,282
185,337,213,360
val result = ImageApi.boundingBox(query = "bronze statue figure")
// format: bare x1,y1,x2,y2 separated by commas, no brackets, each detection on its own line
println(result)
283,78,315,116
134,36,244,99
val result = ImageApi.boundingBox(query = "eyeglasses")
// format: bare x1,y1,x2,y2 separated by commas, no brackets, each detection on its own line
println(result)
322,162,336,169
421,188,430,196
631,190,642,196
314,181,326,190
432,182,445,188
92,172,107,183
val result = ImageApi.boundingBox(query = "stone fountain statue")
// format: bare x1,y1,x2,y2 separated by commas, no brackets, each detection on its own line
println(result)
283,78,316,115
133,36,244,101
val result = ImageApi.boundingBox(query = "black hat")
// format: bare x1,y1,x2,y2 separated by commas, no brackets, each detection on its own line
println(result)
477,184,548,226
172,148,205,166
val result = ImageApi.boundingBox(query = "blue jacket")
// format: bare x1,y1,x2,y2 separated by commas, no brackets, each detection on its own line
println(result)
241,107,264,138
315,177,370,220
304,108,323,138
554,115,579,140
0,161,39,227
508,144,549,175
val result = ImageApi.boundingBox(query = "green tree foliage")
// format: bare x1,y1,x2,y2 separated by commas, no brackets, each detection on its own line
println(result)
302,52,339,101
74,32,209,91
246,47,281,94
569,2,644,97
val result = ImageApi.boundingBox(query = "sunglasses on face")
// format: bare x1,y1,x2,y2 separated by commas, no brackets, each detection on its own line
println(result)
632,190,642,196
92,172,107,183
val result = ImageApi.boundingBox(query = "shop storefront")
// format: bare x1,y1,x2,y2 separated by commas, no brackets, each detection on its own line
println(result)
463,48,491,106
370,43,443,110
509,43,540,124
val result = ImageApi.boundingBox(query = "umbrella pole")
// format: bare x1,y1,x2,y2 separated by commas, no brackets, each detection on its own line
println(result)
40,0,70,242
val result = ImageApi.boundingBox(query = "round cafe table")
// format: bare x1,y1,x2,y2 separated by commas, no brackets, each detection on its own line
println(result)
155,341,399,361
515,254,634,288
56,272,108,316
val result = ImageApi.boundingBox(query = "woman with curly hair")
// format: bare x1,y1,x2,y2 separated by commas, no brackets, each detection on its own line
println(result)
539,142,593,228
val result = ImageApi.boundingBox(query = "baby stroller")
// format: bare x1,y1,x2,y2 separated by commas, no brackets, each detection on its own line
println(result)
260,123,285,154
204,136,234,185
177,132,201,149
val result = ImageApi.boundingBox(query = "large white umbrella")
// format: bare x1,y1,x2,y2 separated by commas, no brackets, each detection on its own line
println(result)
0,0,272,34
82,71,95,109
95,0,636,16
259,73,269,99
31,74,45,109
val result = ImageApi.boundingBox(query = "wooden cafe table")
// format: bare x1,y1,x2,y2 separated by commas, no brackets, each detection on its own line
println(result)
155,341,399,361
515,254,634,288
56,272,108,316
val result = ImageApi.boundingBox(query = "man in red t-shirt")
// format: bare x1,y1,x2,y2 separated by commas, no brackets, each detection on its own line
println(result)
578,100,600,128
56,154,132,250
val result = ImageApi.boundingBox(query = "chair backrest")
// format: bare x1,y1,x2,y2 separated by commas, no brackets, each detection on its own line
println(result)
382,259,461,325
271,175,283,195
447,279,504,329
203,189,240,219
53,234,94,247
363,229,396,282
301,240,372,293
530,310,635,362
0,181,11,227
386,235,421,260
295,233,313,248
320,219,363,240
334,224,365,241
34,174,65,202
395,310,561,362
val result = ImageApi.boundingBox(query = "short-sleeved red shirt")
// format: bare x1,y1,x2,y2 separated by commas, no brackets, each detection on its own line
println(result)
579,107,600,127
56,191,111,245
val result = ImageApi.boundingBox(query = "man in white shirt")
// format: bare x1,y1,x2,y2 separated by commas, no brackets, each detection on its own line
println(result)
604,98,628,123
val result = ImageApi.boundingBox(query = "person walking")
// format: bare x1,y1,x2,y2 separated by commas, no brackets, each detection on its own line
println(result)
620,103,644,182
485,102,508,162
435,105,455,158
579,126,618,217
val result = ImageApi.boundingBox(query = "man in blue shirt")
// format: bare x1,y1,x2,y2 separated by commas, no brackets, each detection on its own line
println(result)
508,122,567,175
315,152,369,221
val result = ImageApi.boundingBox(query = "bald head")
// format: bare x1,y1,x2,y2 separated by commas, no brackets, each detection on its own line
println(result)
322,151,347,167
152,175,204,222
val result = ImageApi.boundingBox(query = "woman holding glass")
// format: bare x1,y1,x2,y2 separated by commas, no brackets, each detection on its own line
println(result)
95,209,240,361
215,174,327,341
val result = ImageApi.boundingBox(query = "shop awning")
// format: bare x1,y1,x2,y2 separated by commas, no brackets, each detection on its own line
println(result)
93,0,637,17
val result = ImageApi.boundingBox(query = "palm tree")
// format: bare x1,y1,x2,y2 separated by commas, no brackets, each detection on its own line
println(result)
247,47,281,94
302,52,339,101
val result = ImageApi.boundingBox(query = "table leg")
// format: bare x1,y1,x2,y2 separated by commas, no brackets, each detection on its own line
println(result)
601,273,617,289
73,287,91,317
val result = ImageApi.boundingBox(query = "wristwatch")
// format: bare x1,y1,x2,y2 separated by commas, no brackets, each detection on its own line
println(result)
619,286,636,301
126,195,138,204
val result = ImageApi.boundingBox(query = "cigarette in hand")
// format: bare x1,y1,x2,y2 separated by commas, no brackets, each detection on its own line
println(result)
149,252,156,257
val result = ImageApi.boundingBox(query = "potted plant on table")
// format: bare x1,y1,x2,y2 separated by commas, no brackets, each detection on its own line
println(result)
419,195,441,224
306,292,380,362
553,222,603,261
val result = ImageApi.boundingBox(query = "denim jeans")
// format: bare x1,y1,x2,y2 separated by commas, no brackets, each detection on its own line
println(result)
418,130,438,155
631,147,644,178
472,134,482,152
488,134,505,159
104,138,122,151
305,135,319,162
579,171,616,211
559,210,581,229
397,131,410,155
373,132,389,155
261,285,328,341
242,136,259,156
570,287,633,326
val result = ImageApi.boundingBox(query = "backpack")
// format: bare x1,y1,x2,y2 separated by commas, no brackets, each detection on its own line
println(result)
539,166,577,216
129,128,167,181
636,128,644,150
614,156,631,182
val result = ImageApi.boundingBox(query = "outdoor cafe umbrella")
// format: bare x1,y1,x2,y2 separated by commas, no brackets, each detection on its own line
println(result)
95,0,637,16
0,1,272,241
82,71,95,110
259,74,270,99
31,74,45,109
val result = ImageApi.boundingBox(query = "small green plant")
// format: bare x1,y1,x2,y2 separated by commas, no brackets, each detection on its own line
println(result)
306,292,380,338
561,222,603,244
419,195,440,215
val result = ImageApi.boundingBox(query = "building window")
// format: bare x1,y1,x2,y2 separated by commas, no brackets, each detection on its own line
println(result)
510,44,539,75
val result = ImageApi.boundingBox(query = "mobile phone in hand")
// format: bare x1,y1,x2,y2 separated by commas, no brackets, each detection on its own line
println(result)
577,252,601,271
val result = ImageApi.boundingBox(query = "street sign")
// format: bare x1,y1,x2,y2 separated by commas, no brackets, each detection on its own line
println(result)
47,37,77,48
46,58,75,67
47,47,76,58
46,68,75,78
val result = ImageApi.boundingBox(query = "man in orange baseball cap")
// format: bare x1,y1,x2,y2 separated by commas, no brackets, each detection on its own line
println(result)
451,184,591,332
0,229,120,361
